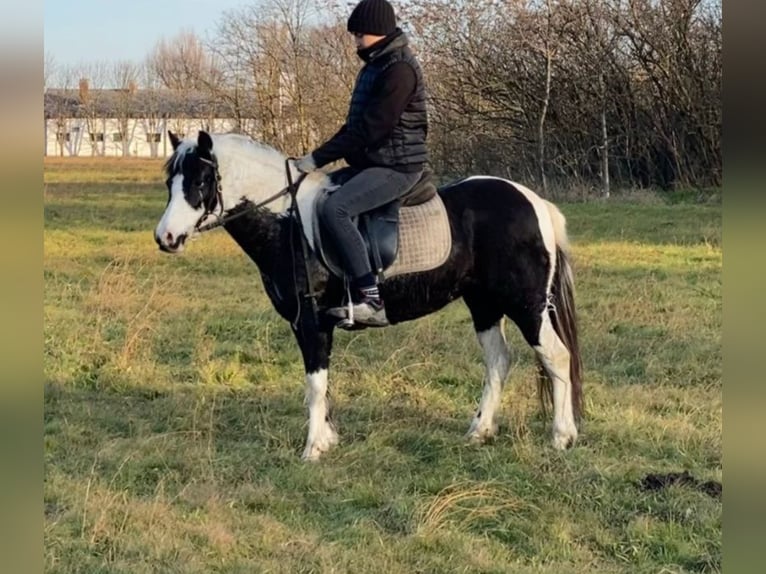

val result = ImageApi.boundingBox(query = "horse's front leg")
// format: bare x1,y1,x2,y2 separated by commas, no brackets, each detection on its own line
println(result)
292,319,338,461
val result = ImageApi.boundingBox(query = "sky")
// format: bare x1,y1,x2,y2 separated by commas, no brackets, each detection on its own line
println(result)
44,0,251,68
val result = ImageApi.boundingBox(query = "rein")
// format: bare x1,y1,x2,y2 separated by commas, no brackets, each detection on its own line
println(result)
193,157,302,234
285,159,320,331
192,156,320,330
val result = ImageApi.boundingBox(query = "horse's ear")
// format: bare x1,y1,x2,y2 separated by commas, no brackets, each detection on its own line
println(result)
168,130,181,150
198,130,213,154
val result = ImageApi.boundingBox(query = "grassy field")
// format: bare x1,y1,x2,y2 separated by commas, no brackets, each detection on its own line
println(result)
44,157,722,573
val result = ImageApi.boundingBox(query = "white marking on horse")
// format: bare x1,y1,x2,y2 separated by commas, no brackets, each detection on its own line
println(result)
154,173,200,249
155,132,330,251
461,176,558,292
466,320,512,442
534,313,578,449
301,368,338,461
201,134,327,249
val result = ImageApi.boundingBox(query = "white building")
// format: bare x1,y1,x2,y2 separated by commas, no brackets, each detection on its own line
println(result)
44,80,258,158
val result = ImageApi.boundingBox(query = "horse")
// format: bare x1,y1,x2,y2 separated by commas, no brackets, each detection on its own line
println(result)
154,130,583,461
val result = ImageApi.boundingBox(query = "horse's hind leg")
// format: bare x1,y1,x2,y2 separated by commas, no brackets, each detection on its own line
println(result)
464,294,511,443
533,311,578,450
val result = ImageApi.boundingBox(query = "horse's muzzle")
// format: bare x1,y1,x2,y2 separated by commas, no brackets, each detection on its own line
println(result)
156,232,187,253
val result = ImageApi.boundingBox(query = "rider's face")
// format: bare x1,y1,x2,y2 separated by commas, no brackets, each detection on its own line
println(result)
353,32,384,50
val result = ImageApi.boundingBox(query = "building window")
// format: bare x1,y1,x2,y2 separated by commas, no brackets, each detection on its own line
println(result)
113,133,123,142
56,132,70,142
147,132,161,143
71,126,81,132
90,132,104,142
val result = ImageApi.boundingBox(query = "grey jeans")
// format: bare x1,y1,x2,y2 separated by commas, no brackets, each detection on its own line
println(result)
319,167,423,280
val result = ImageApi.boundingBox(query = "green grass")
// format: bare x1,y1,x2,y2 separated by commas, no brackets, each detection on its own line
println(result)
44,159,721,573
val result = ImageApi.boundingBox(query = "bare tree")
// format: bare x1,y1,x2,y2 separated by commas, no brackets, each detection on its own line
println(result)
45,0,720,191
148,30,213,90
110,61,140,157
608,0,721,188
47,64,81,157
44,52,56,93
406,0,528,177
139,64,171,158
403,0,720,192
74,61,111,156
208,6,272,137
210,0,356,153
525,0,568,194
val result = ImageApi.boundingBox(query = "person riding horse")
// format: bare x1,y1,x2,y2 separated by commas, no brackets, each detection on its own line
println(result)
293,0,428,328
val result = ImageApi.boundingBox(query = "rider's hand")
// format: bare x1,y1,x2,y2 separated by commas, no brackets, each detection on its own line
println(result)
294,153,317,174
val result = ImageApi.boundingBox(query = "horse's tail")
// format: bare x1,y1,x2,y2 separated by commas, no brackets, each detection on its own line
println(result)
537,201,583,422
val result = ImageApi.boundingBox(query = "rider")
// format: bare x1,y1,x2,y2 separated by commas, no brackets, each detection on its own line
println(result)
293,0,428,327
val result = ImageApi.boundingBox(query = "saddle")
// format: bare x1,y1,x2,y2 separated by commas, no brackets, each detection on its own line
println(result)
310,167,450,280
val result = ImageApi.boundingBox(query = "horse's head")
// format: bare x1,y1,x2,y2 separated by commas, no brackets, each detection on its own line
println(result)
155,130,221,253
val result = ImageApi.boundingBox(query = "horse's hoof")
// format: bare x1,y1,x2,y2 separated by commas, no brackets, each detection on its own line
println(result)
301,426,339,461
552,427,577,450
465,421,499,444
301,448,322,462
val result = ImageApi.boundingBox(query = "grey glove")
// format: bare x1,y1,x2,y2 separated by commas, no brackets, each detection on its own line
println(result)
294,153,317,174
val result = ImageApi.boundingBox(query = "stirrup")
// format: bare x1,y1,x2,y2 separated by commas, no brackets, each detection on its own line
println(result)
334,278,355,329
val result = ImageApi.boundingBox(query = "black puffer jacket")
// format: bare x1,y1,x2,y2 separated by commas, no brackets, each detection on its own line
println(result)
312,29,428,172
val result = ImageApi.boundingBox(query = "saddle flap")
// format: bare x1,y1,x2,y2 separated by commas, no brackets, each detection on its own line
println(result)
361,201,400,274
308,168,450,281
312,188,400,278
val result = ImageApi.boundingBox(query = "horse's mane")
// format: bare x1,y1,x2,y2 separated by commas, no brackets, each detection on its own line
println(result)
164,132,286,178
211,133,285,164
210,132,282,158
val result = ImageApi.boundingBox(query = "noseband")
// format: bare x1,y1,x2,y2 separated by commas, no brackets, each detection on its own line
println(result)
192,156,225,233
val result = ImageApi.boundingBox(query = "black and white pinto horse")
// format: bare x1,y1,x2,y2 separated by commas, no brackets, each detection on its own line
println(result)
154,131,583,461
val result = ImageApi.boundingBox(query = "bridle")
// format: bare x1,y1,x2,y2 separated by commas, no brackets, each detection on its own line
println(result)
187,155,318,329
190,156,224,233
192,156,305,235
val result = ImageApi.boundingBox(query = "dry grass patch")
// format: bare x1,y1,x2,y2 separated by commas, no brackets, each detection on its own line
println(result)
415,480,533,534
44,157,165,184
44,160,721,573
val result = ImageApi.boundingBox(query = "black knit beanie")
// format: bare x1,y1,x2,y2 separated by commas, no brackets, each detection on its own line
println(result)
347,0,397,36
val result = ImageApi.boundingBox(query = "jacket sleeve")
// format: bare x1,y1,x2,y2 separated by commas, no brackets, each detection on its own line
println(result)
311,62,417,168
